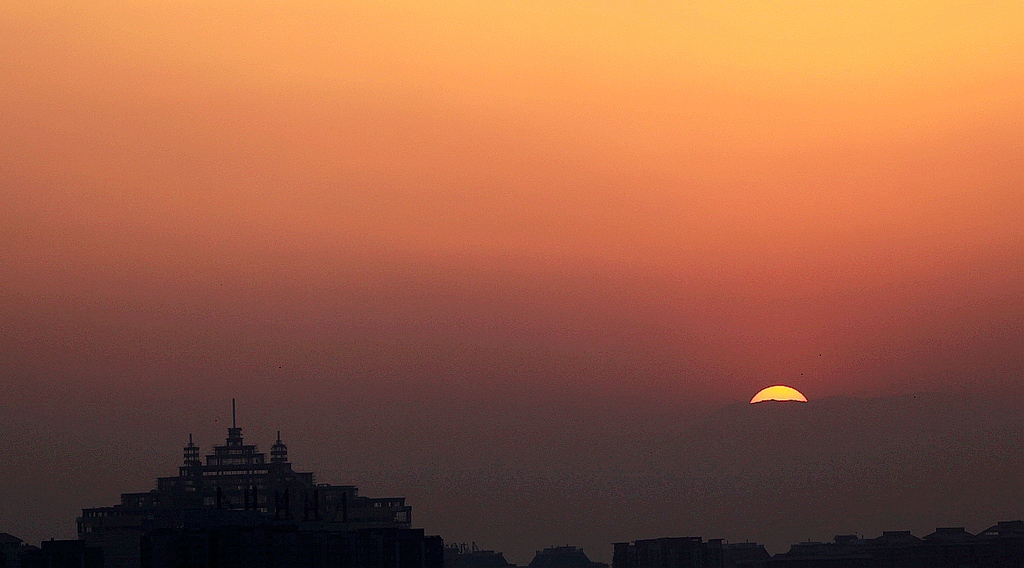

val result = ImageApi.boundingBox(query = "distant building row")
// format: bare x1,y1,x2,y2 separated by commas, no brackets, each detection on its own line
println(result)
612,521,1024,568
444,544,607,568
3,401,1021,568
440,521,1024,568
0,535,103,568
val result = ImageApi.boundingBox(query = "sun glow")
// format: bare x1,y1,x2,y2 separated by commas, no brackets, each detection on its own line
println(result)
750,385,808,404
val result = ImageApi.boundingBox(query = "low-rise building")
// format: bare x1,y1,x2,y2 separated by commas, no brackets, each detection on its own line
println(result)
768,522,1024,568
0,533,25,568
613,537,725,568
530,545,607,568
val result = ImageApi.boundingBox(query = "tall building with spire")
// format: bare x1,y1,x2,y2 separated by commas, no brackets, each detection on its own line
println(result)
77,400,427,568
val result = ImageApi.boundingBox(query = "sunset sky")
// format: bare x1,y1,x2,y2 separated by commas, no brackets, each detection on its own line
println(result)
2,1,1022,561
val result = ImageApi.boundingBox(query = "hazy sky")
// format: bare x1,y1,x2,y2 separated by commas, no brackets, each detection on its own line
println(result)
2,1,1022,562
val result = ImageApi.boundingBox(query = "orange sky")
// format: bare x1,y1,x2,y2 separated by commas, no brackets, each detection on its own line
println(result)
3,2,1024,559
2,1,1023,403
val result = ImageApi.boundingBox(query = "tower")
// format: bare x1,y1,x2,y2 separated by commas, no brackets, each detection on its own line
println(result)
226,398,243,446
183,434,200,466
271,431,288,463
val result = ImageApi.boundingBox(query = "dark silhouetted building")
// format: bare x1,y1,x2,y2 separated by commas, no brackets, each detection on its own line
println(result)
77,401,440,568
613,523,1023,568
530,546,606,567
612,537,725,568
20,539,104,568
768,522,1024,568
0,533,25,568
445,543,516,567
142,523,441,568
721,542,770,568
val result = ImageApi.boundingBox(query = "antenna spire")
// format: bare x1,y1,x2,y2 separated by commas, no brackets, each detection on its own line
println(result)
271,430,288,463
183,433,199,465
232,398,236,429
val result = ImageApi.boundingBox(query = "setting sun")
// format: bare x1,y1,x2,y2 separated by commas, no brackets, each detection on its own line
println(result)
750,385,808,404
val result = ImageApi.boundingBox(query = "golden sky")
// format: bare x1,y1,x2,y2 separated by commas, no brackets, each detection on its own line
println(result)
2,1,1023,401
2,3,1024,557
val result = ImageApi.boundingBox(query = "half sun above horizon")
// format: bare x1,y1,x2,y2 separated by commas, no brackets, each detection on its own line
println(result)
750,385,809,404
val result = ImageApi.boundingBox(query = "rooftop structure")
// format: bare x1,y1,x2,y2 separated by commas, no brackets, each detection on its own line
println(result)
77,400,416,568
444,542,515,567
529,546,607,568
768,523,1024,568
613,537,726,568
613,524,1024,568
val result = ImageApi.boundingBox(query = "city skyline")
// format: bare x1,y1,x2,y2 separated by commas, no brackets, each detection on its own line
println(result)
3,394,1021,565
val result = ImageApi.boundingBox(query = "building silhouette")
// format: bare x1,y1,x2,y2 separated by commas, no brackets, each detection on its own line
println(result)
529,546,607,567
1,535,105,568
766,521,1024,568
76,400,440,568
0,533,26,568
444,542,515,567
613,521,1024,568
22,539,104,568
613,537,728,568
721,543,772,568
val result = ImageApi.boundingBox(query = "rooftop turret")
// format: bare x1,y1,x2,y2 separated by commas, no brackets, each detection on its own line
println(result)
183,434,200,466
271,431,288,463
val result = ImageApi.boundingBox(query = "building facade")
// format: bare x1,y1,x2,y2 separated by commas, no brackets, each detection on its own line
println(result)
612,537,725,568
77,402,433,568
